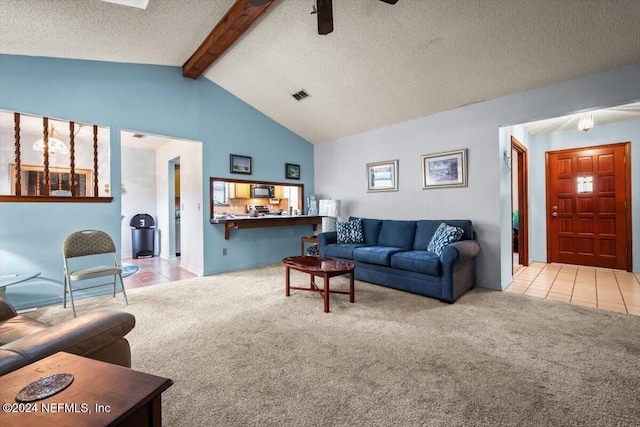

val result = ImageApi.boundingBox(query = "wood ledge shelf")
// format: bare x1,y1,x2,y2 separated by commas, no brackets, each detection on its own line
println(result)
0,196,113,203
211,215,323,239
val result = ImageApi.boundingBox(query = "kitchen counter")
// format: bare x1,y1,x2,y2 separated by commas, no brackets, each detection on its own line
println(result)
210,215,323,239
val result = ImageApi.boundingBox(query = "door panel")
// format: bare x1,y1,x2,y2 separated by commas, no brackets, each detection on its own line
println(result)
547,143,629,269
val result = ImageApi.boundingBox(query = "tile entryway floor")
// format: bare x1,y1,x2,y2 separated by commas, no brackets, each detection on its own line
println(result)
506,262,640,316
122,257,197,289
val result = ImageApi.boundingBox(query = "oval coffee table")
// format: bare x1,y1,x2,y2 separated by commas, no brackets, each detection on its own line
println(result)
283,256,355,313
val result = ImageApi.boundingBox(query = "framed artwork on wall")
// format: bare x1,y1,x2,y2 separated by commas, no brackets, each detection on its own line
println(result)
230,154,252,175
421,149,467,189
285,163,300,179
366,159,398,192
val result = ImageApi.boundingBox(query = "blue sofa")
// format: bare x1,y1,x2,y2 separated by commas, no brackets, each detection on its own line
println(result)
317,218,480,303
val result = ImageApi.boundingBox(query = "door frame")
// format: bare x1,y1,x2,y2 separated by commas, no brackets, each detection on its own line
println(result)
511,136,529,267
545,141,632,271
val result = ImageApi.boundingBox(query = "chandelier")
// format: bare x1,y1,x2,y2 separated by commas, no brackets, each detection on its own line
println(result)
33,125,69,155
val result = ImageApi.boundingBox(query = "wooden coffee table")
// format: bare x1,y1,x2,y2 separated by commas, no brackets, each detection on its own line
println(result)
283,256,355,313
0,352,172,427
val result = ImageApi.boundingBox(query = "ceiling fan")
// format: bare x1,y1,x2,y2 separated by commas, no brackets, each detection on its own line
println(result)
312,0,399,35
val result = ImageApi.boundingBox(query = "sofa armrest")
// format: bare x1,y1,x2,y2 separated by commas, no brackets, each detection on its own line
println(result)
439,240,480,302
0,300,18,321
317,231,337,256
440,240,480,264
0,310,135,376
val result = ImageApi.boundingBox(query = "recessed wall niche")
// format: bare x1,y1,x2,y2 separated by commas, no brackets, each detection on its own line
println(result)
0,110,111,200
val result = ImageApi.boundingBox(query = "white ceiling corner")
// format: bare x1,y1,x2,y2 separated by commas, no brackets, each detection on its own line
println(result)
101,0,150,10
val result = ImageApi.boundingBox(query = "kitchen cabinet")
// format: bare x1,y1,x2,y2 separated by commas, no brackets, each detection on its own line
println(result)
274,185,284,199
235,183,251,198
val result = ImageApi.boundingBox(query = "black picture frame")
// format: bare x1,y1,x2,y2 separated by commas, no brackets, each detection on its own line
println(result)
285,163,300,180
230,154,252,175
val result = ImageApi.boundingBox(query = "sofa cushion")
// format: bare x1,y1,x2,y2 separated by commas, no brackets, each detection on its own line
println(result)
353,246,406,266
414,220,474,250
351,217,383,245
390,251,442,276
427,222,464,256
337,218,364,243
377,220,416,249
323,243,368,259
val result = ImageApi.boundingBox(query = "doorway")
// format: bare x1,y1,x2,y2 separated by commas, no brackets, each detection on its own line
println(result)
511,136,529,273
173,161,181,257
120,130,204,278
546,142,632,270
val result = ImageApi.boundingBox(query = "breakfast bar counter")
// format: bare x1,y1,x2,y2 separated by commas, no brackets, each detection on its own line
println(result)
211,215,323,239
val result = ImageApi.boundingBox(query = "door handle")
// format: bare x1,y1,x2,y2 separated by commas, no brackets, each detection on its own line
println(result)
552,206,558,211
552,212,558,217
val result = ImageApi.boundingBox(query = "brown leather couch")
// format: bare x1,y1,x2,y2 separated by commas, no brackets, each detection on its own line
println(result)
0,300,135,376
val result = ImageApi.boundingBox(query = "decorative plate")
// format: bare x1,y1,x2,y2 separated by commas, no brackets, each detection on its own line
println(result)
15,373,74,402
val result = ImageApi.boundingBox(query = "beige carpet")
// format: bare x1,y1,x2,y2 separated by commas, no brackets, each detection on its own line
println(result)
30,264,640,426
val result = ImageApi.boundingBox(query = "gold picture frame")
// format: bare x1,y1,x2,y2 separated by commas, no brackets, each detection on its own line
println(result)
367,160,398,192
421,149,467,189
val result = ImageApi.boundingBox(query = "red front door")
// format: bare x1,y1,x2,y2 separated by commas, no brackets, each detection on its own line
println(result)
546,143,630,270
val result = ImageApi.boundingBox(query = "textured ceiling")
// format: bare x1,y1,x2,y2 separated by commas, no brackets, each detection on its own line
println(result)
1,0,639,144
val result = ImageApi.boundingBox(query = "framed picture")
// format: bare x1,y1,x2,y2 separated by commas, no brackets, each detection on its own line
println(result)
421,149,467,189
285,163,300,180
367,160,398,192
230,154,252,175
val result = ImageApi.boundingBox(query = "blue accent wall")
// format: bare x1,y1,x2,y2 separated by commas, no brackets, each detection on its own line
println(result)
0,54,314,309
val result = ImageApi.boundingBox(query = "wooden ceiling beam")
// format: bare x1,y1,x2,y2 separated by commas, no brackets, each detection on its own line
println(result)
182,0,276,80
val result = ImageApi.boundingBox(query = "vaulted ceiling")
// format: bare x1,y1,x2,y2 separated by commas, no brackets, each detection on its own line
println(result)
1,0,639,144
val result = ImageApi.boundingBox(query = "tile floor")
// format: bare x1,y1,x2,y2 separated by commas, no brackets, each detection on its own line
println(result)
506,262,640,316
122,257,197,289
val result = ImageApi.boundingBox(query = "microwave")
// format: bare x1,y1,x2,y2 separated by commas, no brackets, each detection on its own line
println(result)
250,185,274,198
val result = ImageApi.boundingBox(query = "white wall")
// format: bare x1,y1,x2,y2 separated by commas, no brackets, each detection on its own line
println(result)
314,63,640,290
499,126,531,282
156,139,203,275
120,145,157,258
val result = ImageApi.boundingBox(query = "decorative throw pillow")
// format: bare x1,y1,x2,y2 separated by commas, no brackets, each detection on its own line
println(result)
427,222,464,255
337,218,364,244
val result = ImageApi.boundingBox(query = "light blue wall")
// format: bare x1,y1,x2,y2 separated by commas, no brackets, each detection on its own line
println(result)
528,120,640,269
0,54,314,310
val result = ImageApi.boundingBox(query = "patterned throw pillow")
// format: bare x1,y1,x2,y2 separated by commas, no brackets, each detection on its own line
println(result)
337,218,364,244
427,222,464,256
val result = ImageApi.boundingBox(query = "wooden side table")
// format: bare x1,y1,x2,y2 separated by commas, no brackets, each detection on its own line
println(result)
0,352,173,427
300,235,318,255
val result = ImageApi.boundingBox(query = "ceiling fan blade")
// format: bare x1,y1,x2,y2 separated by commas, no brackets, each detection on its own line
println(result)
380,0,399,4
317,0,333,35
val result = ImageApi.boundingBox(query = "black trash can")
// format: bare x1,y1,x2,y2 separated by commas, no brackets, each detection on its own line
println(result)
130,214,155,259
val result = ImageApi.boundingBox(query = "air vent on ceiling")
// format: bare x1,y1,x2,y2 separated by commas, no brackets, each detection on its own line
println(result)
132,134,145,139
292,90,310,101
